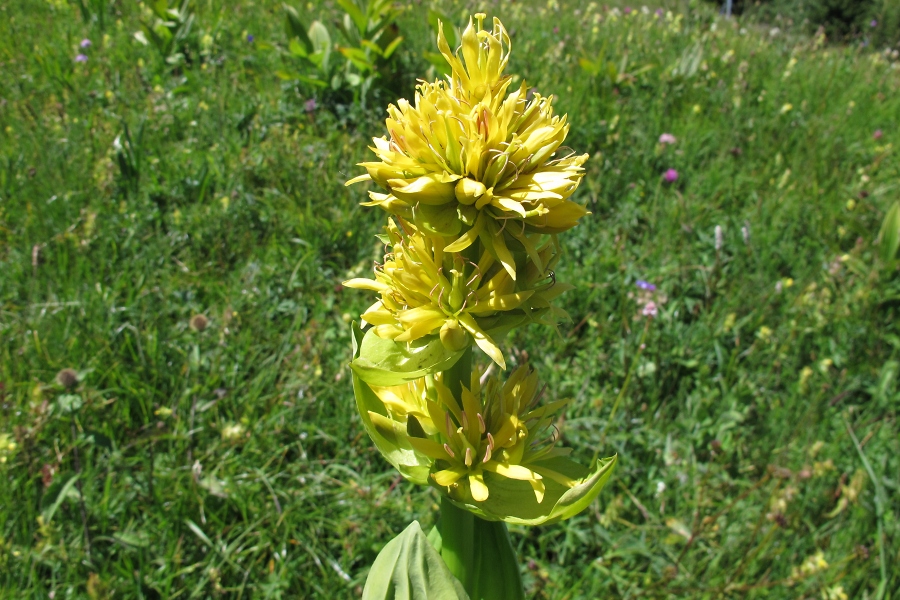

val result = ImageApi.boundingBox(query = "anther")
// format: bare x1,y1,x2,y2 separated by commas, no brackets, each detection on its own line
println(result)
487,432,495,450
482,445,492,464
445,413,454,436
464,447,473,467
477,413,486,434
444,443,456,458
461,413,469,431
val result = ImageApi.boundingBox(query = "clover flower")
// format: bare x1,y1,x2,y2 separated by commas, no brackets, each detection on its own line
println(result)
658,133,676,144
80,39,92,48
345,218,571,369
75,54,88,63
664,168,678,183
358,365,616,524
347,14,589,280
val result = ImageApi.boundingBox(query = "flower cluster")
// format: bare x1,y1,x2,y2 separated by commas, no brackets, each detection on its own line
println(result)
345,218,570,369
347,14,589,282
361,366,614,524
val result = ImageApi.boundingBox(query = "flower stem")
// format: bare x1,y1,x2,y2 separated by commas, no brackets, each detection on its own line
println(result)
438,344,524,599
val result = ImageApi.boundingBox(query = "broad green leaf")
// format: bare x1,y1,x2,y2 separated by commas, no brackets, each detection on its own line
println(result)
363,522,469,600
351,324,435,485
308,21,331,73
879,201,900,264
283,3,313,54
308,20,331,54
337,0,368,37
288,38,308,57
340,46,375,72
351,323,462,387
447,455,617,525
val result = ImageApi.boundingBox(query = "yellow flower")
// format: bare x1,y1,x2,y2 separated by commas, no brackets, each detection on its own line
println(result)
346,14,589,280
356,364,617,524
345,218,571,369
780,103,793,114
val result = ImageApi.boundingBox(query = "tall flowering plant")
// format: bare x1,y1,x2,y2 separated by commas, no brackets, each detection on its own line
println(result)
346,14,616,598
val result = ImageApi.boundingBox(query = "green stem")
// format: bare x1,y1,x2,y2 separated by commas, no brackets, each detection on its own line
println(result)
437,345,524,599
439,495,476,590
439,345,473,586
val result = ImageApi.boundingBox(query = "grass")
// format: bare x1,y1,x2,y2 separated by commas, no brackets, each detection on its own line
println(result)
1,0,899,598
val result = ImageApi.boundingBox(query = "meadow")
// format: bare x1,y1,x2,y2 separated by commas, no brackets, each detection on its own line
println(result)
1,0,899,598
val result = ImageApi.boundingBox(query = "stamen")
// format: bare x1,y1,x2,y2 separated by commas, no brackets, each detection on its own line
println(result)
482,445,492,463
444,443,456,458
445,413,454,437
487,432,495,450
461,412,469,431
464,447,473,467
477,413,486,433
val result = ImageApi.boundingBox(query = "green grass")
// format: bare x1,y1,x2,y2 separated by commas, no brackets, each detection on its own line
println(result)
1,0,899,598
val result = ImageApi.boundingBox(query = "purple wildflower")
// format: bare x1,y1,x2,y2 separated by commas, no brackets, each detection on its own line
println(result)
870,19,877,28
664,168,679,183
304,98,317,113
655,8,664,17
80,39,92,49
623,6,632,14
642,301,658,318
874,129,883,140
247,34,255,43
636,280,657,291
75,54,88,63
659,133,677,144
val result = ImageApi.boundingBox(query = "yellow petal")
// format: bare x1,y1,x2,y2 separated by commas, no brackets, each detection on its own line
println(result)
469,472,489,501
433,467,467,487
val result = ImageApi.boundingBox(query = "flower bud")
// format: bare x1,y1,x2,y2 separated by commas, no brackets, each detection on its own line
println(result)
455,178,487,205
440,320,469,351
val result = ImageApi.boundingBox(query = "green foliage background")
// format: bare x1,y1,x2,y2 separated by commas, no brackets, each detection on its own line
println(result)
1,0,898,598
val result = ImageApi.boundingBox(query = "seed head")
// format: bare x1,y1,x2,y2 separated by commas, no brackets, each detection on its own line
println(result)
190,314,209,332
56,368,79,389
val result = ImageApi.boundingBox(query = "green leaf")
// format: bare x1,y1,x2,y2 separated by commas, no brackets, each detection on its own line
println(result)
448,455,618,526
878,201,900,264
113,530,151,548
336,0,368,37
423,51,451,75
42,475,80,525
288,38,308,57
339,46,375,72
351,324,462,387
283,3,313,54
350,324,435,485
363,521,470,600
308,20,331,54
427,9,457,48
382,36,403,59
57,393,83,414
